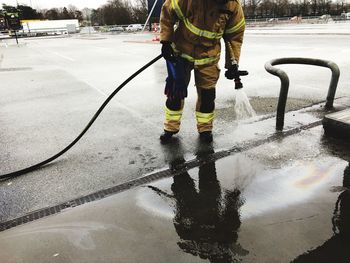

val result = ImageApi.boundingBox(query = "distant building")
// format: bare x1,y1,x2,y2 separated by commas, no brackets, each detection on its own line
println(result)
20,19,80,36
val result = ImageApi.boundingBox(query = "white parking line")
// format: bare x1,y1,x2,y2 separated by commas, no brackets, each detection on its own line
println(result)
90,85,107,96
49,51,75,62
28,43,76,62
0,40,8,48
89,85,158,129
27,42,158,129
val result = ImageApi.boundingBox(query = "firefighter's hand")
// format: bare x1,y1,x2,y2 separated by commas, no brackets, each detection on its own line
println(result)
161,41,176,62
225,64,239,80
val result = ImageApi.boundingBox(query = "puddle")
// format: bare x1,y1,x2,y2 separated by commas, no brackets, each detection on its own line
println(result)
139,155,345,218
1,151,349,263
138,150,348,262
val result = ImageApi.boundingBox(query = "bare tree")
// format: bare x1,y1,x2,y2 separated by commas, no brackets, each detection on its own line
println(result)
132,0,148,23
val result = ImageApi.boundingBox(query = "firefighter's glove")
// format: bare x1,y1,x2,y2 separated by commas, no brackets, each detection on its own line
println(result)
225,64,240,80
161,41,176,62
164,59,188,99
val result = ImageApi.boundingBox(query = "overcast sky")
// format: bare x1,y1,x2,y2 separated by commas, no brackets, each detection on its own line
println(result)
0,0,112,9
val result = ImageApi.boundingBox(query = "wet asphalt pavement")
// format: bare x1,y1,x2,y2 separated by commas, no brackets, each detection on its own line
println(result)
0,23,350,262
1,125,350,262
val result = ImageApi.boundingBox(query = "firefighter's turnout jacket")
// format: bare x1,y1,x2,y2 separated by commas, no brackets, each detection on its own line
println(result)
160,0,245,69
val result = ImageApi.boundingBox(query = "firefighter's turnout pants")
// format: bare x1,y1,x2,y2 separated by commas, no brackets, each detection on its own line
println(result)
164,58,220,133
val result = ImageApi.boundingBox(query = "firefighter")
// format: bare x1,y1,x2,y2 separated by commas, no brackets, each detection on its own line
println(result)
159,0,246,143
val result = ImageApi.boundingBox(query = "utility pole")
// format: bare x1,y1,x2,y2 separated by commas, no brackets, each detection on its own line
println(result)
142,0,160,32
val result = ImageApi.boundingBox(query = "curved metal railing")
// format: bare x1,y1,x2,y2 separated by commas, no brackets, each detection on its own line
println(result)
265,57,340,131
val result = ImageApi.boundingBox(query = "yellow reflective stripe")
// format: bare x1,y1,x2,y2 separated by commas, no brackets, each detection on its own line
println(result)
171,43,220,66
180,53,220,66
171,0,185,20
165,107,183,121
225,18,245,34
196,112,214,124
171,0,223,39
183,18,223,39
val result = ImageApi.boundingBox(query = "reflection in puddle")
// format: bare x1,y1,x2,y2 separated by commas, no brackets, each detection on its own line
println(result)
146,157,343,221
138,140,347,262
143,144,249,262
170,160,248,262
292,163,350,262
294,162,337,188
241,159,343,219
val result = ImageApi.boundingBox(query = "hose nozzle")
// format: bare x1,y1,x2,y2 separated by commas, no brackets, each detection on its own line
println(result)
235,78,243,90
234,70,248,90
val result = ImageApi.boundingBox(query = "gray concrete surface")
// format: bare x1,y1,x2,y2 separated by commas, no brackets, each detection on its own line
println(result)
1,24,350,223
324,108,350,140
0,125,349,262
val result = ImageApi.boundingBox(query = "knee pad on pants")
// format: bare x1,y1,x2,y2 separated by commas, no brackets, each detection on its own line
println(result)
166,98,183,111
199,88,216,113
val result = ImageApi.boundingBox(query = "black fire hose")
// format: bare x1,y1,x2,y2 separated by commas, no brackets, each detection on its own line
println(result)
0,54,163,181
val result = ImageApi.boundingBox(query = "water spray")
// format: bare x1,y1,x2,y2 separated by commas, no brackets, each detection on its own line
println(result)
225,41,256,120
230,67,256,120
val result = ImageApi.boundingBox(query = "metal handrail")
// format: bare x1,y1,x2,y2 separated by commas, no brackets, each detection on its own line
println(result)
265,57,340,131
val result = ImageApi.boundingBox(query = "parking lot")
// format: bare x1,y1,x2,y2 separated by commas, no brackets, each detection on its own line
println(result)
1,23,350,223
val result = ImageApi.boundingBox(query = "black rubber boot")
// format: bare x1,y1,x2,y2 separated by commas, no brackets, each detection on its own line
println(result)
160,130,176,143
199,131,213,143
